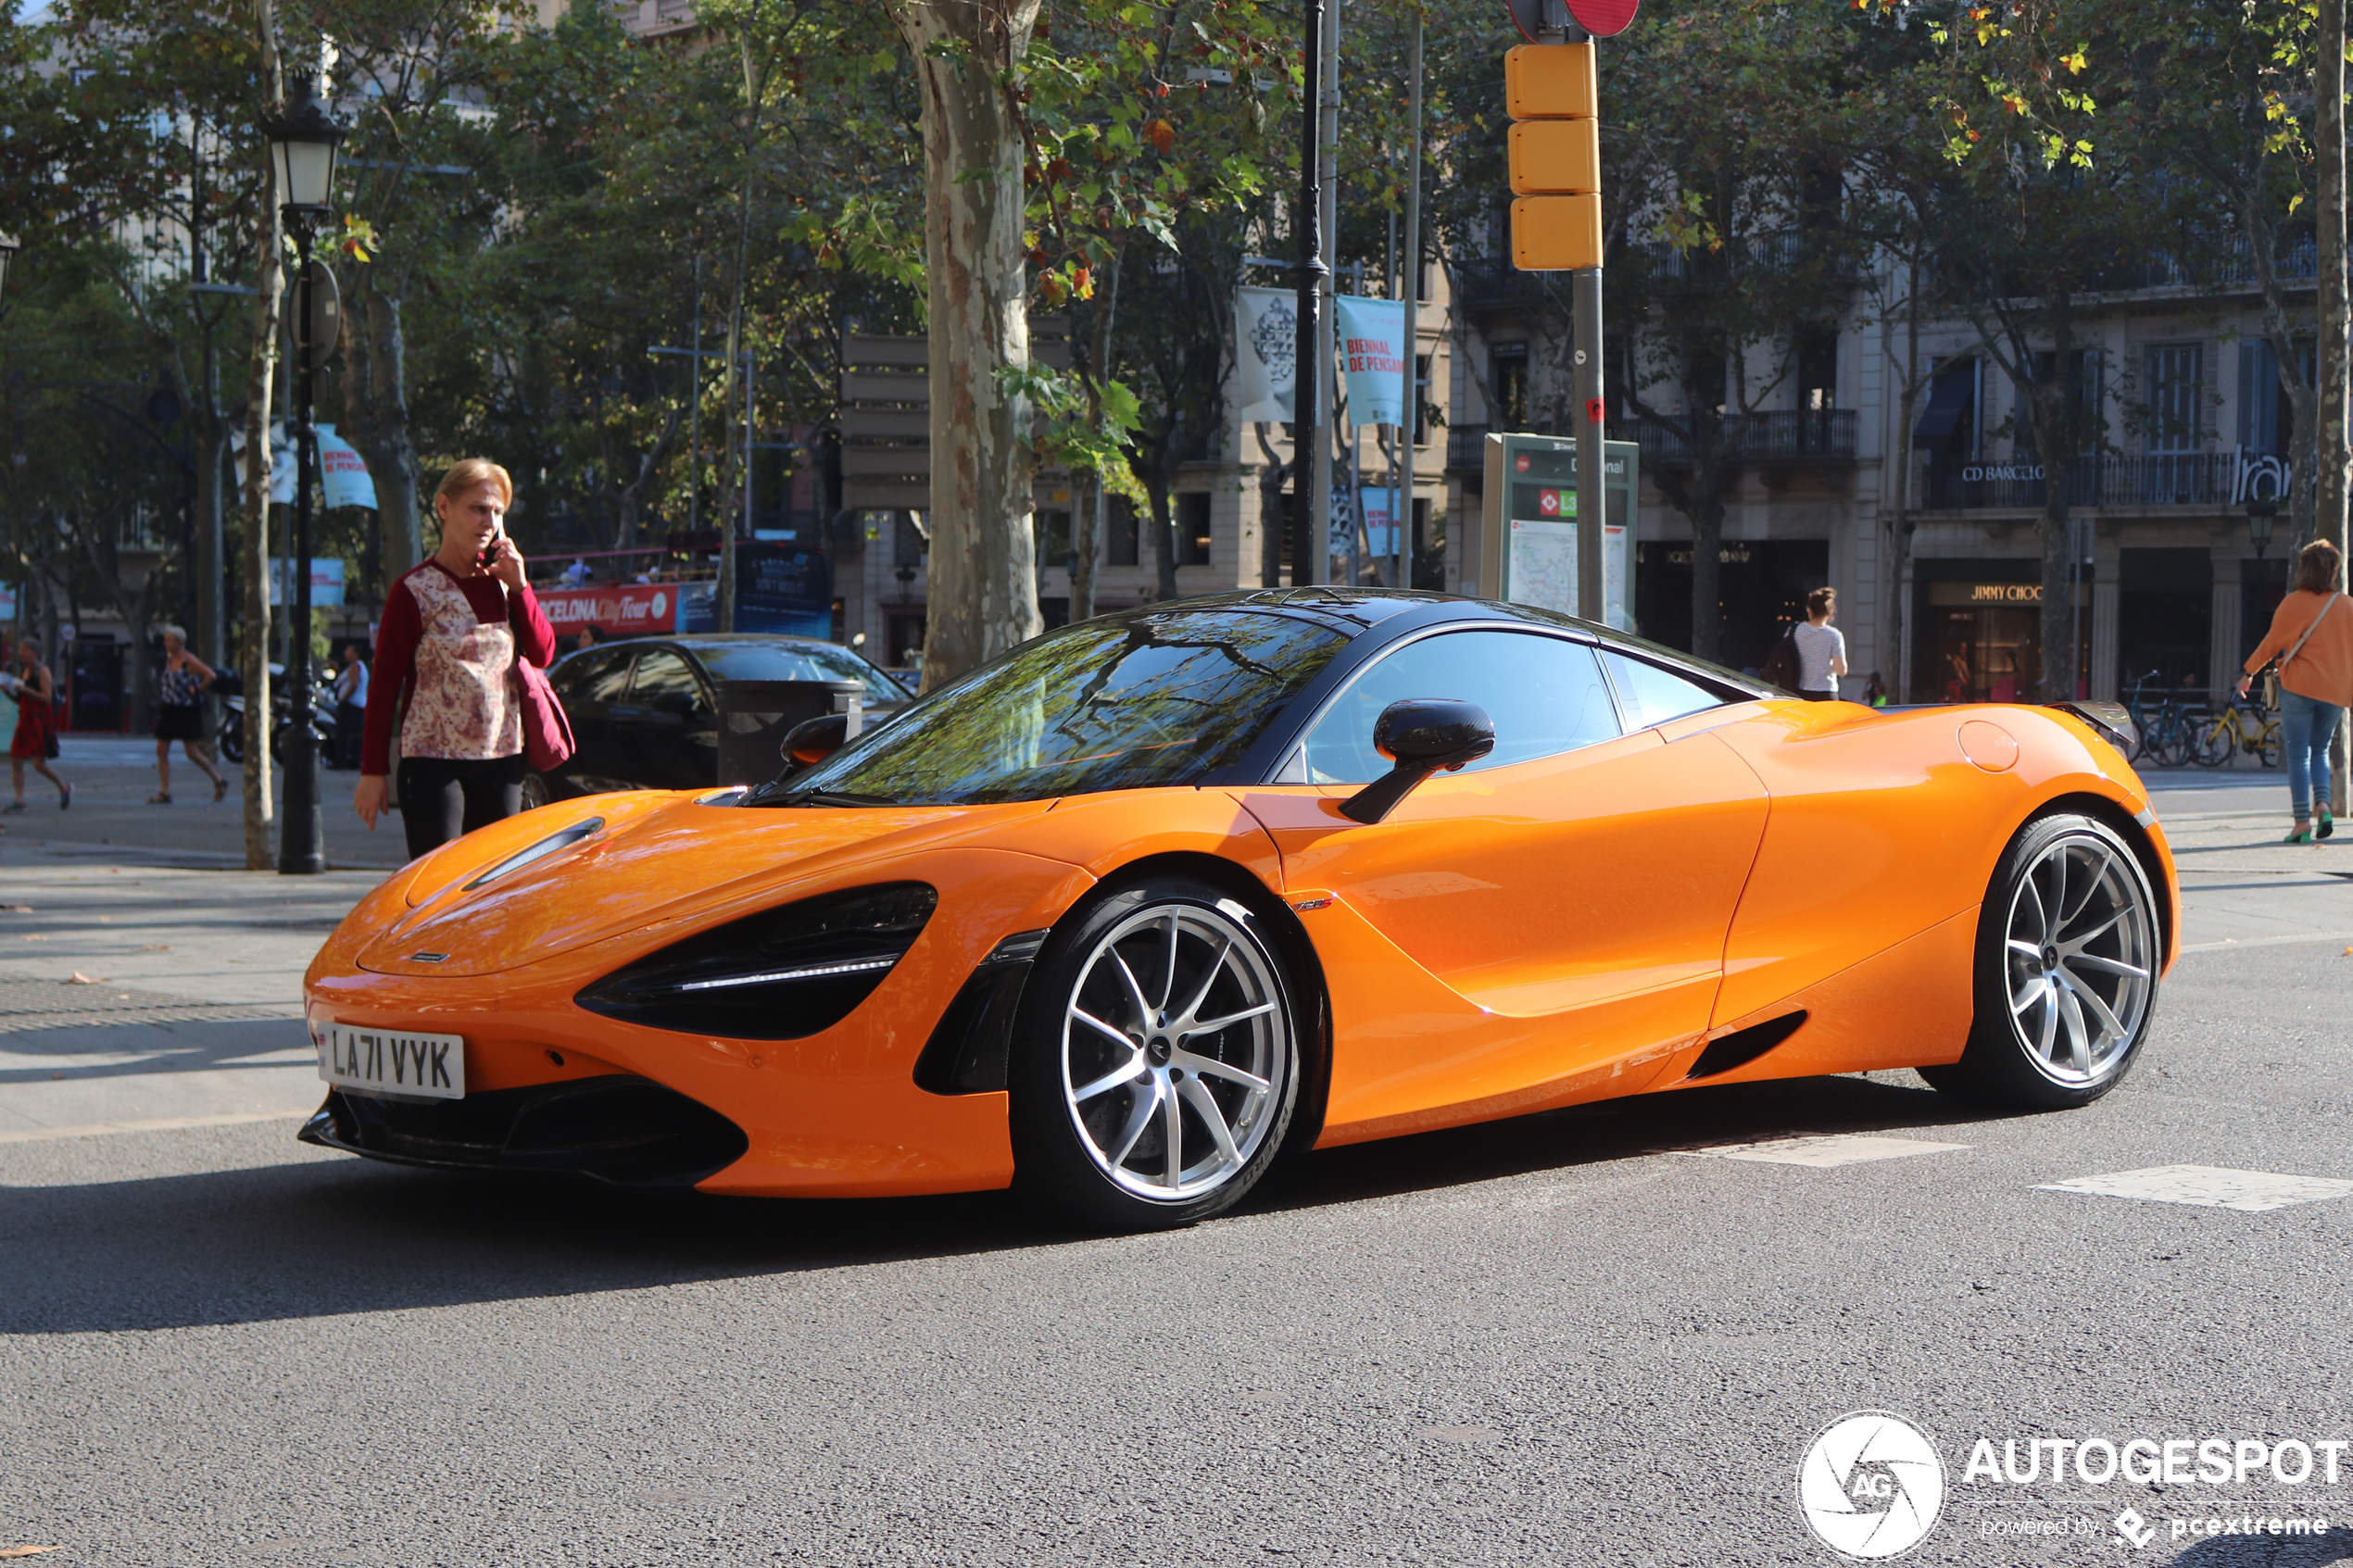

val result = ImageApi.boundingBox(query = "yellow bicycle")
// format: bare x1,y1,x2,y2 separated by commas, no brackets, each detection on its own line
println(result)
2193,696,2281,768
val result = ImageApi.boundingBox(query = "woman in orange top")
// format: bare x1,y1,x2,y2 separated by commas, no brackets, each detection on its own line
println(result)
2239,539,2353,843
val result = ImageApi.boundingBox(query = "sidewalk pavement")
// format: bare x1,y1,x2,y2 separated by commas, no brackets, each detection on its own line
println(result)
6,733,407,872
0,763,2343,1150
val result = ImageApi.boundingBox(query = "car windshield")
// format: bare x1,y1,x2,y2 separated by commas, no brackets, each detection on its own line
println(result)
765,609,1349,806
691,643,909,701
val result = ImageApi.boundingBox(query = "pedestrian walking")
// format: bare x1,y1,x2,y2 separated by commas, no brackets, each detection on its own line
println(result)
5,637,69,812
1792,586,1848,701
331,642,369,770
2237,539,2353,844
150,625,227,804
355,458,557,859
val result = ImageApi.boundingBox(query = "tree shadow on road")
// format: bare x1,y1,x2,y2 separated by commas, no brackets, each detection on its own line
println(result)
0,1069,2027,1336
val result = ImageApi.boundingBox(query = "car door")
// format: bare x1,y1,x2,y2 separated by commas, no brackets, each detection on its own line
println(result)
1234,629,1771,1139
557,647,637,791
621,647,715,788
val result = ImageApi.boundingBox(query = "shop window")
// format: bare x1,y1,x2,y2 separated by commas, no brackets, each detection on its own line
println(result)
2119,546,2210,693
1036,508,1072,567
1107,496,1139,566
1176,493,1213,566
1917,578,2093,705
1631,538,1829,673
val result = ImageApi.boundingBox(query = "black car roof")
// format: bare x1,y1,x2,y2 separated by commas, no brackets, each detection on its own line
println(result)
1081,589,1774,700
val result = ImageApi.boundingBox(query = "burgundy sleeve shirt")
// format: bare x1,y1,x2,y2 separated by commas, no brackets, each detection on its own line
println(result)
361,563,558,776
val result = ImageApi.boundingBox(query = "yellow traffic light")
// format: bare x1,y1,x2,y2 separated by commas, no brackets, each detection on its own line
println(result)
1504,42,1596,120
1508,119,1600,194
1506,42,1603,270
1511,194,1602,271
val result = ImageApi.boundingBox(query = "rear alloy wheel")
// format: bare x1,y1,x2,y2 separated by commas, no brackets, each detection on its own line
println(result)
1922,812,2159,1109
520,771,553,812
1011,878,1301,1229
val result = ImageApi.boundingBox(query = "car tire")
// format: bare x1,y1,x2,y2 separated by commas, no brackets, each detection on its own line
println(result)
1009,875,1302,1230
1920,812,2160,1110
520,771,554,811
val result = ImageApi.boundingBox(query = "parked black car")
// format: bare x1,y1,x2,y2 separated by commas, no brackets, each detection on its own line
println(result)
532,634,912,805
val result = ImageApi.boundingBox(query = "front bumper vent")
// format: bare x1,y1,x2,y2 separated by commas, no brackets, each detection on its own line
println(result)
299,1076,749,1185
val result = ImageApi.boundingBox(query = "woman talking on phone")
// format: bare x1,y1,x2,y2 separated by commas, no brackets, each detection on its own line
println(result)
355,459,557,859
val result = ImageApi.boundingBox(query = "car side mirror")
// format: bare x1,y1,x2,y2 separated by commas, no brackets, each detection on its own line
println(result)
778,712,850,774
1340,699,1496,824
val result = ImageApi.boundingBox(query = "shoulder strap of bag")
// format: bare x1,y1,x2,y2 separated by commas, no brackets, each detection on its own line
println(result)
2284,591,2343,670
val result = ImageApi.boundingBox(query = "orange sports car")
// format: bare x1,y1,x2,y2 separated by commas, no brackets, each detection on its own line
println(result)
302,590,2177,1227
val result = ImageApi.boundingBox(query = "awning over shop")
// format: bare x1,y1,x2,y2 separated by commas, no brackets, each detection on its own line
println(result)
1913,363,1974,445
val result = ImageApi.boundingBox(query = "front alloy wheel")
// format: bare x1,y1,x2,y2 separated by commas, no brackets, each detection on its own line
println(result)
1924,812,2159,1109
1012,879,1300,1228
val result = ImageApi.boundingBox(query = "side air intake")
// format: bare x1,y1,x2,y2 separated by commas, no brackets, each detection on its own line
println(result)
1686,1010,1808,1081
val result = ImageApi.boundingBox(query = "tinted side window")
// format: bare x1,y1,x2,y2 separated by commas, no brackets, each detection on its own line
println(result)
630,650,704,708
1600,651,1724,730
1302,631,1621,784
566,649,633,704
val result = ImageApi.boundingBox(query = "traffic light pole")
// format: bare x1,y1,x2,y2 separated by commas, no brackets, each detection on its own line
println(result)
1573,266,1604,623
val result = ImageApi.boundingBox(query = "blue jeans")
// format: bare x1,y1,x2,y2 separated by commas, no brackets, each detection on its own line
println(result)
2282,690,2346,821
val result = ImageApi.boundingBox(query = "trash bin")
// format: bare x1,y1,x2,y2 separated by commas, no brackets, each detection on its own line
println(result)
712,680,863,786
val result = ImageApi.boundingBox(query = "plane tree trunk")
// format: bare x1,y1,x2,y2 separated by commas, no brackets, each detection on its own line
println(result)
887,0,1044,690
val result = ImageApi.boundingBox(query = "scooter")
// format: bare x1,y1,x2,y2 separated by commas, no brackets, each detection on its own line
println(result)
214,666,336,766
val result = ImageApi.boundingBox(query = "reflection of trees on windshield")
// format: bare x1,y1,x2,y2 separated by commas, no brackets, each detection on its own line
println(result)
784,611,1345,806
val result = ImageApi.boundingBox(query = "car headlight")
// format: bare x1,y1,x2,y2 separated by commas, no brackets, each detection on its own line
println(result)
575,883,937,1039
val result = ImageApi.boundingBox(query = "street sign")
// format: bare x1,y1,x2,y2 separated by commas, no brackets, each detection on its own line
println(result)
1566,0,1638,35
1505,0,1637,41
1475,431,1638,629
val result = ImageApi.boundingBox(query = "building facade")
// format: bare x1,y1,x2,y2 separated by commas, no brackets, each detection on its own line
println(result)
1440,249,2310,705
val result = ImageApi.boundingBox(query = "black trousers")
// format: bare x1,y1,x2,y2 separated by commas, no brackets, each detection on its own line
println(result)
396,753,526,861
333,702,365,769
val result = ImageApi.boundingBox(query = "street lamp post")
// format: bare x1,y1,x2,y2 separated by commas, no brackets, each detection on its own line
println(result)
2248,497,2279,560
261,74,345,876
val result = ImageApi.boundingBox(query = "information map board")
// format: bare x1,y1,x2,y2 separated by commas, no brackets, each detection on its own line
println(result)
1475,432,1637,631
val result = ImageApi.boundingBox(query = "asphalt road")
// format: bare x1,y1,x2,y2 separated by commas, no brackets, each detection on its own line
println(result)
4,772,2352,1567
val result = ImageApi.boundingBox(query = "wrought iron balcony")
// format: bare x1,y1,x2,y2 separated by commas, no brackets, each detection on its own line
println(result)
1626,409,1857,467
1911,450,2262,510
1449,257,1553,316
1446,424,1491,475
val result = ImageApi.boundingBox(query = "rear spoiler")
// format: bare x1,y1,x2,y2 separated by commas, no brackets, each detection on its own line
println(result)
2049,700,2136,756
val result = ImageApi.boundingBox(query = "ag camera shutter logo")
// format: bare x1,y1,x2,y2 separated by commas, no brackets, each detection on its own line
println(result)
1797,1411,1947,1559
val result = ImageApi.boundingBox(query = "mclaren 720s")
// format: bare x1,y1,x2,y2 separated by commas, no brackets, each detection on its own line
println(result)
302,589,2178,1228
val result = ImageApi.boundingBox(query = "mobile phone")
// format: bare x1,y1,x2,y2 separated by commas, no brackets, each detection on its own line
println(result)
478,530,504,570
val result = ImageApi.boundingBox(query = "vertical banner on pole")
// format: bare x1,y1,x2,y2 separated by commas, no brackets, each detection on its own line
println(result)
1333,296,1409,428
1233,287,1300,423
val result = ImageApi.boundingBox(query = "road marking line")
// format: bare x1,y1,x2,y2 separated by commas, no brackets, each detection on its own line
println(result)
0,1110,309,1145
2036,1163,2353,1211
1665,1133,1969,1168
2180,932,2353,952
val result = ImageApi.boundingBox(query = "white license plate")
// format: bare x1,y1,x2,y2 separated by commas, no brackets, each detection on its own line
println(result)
316,1023,465,1100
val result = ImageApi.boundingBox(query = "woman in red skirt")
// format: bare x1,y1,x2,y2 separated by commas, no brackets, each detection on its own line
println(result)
6,638,71,811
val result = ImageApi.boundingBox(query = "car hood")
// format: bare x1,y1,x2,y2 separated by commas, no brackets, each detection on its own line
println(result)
356,793,1054,977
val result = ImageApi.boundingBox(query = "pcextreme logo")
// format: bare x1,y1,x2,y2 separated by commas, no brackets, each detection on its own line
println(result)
1797,1411,1948,1560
